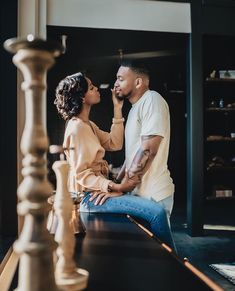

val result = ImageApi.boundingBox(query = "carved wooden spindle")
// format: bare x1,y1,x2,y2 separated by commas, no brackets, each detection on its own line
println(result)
48,146,86,235
50,145,89,290
4,36,63,291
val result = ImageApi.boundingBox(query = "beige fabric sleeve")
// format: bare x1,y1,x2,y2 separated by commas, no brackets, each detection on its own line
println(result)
64,122,111,192
90,120,124,151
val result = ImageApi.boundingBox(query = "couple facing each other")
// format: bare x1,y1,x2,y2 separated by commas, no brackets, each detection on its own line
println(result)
54,60,176,251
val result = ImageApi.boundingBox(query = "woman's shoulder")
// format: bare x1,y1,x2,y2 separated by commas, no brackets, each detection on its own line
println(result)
66,118,86,133
89,120,98,128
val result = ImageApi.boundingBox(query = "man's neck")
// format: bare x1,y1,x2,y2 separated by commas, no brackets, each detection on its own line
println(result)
129,88,149,105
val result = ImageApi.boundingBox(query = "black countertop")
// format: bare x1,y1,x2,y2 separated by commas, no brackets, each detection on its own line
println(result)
75,213,213,291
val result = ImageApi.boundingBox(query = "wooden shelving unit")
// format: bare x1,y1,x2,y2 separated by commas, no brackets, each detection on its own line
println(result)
203,41,235,206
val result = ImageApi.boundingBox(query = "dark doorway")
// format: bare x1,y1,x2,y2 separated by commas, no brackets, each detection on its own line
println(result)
47,26,188,208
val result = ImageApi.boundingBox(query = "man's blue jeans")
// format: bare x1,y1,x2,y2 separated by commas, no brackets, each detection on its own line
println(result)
80,192,176,251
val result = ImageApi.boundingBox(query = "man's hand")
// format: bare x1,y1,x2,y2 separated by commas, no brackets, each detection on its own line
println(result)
89,190,123,206
118,173,140,192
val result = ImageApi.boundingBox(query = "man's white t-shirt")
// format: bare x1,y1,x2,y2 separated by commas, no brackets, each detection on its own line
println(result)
125,90,174,202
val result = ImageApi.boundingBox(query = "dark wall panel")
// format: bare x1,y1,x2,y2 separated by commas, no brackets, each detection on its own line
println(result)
0,1,18,236
187,0,235,234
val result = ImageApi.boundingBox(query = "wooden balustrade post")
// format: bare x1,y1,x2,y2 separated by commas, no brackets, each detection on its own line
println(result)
51,145,89,290
4,36,62,291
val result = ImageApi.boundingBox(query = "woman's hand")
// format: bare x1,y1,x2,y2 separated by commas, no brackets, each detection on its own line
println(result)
89,190,123,206
111,88,124,109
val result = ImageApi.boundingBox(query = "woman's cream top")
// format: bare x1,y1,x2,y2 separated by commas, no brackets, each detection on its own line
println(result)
63,117,124,194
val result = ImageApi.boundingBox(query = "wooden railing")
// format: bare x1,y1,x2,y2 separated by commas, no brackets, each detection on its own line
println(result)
3,36,88,291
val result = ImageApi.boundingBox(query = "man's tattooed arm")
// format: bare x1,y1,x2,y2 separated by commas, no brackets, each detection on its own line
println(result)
128,147,151,179
111,135,163,193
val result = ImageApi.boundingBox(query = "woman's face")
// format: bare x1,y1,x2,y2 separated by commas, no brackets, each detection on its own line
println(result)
83,78,100,105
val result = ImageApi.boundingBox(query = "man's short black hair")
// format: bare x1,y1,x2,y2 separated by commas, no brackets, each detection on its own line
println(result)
120,59,150,78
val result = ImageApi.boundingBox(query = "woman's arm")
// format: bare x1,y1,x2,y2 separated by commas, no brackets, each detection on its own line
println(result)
64,122,113,193
93,89,124,151
112,88,123,119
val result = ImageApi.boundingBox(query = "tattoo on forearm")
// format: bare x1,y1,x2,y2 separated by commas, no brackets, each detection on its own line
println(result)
128,148,150,179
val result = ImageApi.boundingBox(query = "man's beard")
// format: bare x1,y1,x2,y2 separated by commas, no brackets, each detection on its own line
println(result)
116,95,125,101
117,90,133,100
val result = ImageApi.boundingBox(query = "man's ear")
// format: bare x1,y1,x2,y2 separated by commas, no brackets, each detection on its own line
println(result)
135,77,143,88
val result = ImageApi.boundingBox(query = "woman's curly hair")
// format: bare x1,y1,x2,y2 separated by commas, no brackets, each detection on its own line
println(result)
54,72,88,120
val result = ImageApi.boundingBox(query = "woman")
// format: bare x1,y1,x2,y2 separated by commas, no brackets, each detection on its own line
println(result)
54,72,175,250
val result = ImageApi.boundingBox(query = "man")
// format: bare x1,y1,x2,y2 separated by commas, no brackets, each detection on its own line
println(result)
114,60,175,219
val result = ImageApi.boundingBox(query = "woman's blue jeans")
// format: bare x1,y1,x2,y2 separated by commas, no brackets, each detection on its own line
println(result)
80,192,176,251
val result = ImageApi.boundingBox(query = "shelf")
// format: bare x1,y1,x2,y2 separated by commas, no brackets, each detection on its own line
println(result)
207,137,235,142
206,78,235,82
207,166,235,172
206,107,235,112
206,196,235,201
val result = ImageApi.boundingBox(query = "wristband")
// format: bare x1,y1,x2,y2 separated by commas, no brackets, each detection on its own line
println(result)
112,117,125,124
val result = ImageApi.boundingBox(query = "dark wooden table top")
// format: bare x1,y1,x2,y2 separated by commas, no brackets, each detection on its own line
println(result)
75,213,213,291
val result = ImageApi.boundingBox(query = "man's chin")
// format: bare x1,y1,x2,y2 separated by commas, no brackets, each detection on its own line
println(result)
116,96,125,101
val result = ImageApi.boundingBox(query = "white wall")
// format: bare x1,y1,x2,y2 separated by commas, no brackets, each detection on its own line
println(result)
47,0,191,33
